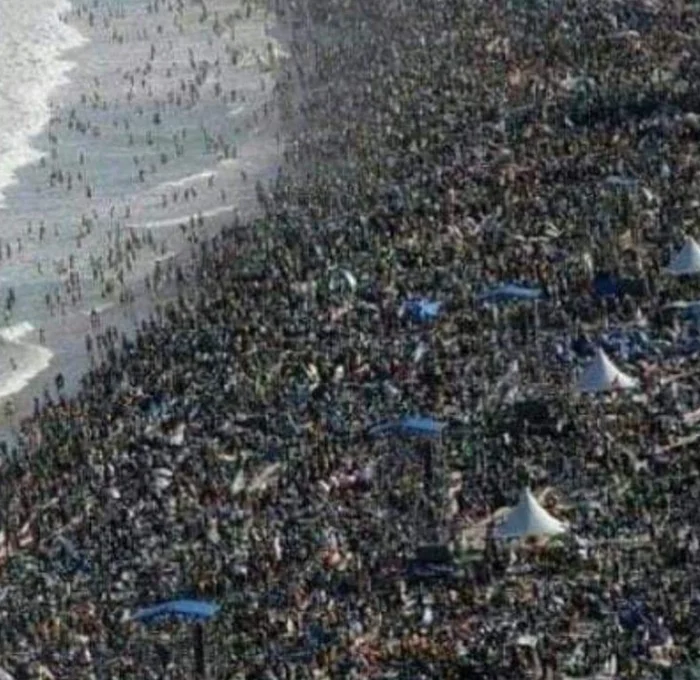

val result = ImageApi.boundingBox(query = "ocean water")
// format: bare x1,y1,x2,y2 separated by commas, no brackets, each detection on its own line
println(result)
0,0,283,420
0,0,85,208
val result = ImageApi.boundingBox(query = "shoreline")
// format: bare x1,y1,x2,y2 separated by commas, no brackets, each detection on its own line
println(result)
0,0,285,429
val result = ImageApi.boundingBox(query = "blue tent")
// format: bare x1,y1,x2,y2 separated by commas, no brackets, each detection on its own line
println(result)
477,284,543,304
131,600,221,624
402,298,442,322
368,416,446,440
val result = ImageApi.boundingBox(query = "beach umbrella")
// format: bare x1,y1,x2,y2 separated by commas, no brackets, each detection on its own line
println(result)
368,416,447,543
396,416,446,439
494,488,568,540
131,600,220,624
577,347,638,394
476,283,543,304
401,298,442,322
666,236,700,276
477,283,544,363
367,416,446,440
131,600,220,680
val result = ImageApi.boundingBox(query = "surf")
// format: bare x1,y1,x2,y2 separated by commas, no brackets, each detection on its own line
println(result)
0,322,53,401
0,0,86,208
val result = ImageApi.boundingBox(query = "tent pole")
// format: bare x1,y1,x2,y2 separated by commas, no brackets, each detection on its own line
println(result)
534,299,541,378
422,441,435,543
193,622,206,679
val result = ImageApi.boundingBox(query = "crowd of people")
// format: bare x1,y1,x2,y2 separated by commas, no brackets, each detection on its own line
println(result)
2,0,700,678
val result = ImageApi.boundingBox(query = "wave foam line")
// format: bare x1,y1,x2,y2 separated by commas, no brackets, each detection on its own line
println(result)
0,322,53,401
127,204,238,230
0,321,36,344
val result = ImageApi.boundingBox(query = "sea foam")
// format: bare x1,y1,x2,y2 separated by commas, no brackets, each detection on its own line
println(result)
0,0,86,208
0,322,53,401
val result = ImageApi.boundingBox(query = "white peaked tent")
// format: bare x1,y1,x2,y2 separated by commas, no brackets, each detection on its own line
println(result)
494,488,568,540
577,347,637,394
666,236,700,276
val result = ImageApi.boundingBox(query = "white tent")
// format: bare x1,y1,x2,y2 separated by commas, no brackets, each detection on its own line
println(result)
577,347,637,394
666,236,700,276
494,488,568,540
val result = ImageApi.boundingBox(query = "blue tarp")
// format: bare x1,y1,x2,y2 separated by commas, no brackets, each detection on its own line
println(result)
368,416,446,439
131,599,221,624
402,298,442,321
477,284,543,304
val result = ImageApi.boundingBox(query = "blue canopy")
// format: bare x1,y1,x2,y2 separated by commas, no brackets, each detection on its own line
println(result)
477,284,543,304
398,416,446,438
402,298,442,321
131,600,221,624
368,416,446,440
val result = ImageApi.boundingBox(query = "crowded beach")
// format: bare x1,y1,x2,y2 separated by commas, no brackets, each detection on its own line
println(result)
2,0,700,678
